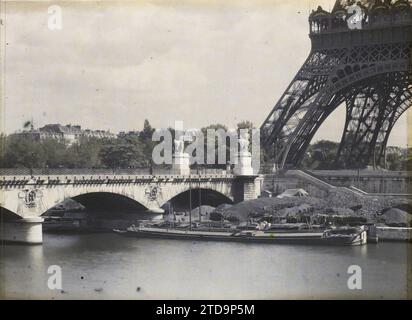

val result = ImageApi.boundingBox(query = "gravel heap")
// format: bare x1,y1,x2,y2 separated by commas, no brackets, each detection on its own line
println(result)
216,191,410,223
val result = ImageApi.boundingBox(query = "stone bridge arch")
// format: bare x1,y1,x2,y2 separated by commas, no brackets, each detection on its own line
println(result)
155,181,235,209
0,174,259,243
0,183,154,218
165,187,234,210
0,175,238,218
69,192,150,213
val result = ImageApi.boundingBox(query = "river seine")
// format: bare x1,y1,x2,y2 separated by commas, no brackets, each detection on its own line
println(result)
0,233,410,299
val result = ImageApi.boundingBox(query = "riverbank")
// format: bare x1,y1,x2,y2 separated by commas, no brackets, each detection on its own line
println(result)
376,226,412,241
42,218,412,243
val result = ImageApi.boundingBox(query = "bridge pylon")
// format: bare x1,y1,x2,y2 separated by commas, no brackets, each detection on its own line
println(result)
1,217,44,244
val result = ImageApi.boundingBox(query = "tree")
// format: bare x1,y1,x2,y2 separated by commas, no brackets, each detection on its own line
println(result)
0,133,6,167
100,136,146,169
63,137,105,168
23,120,34,131
139,119,156,166
140,119,155,140
237,120,254,130
200,124,230,168
302,140,340,169
40,138,67,168
385,149,406,171
3,134,46,168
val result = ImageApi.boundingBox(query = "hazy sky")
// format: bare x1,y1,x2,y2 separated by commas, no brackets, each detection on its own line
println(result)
1,0,409,146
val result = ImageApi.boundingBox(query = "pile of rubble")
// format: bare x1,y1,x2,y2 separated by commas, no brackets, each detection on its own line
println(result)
326,188,410,221
212,188,410,225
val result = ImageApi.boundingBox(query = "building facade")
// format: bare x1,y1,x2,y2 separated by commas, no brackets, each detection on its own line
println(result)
16,124,116,145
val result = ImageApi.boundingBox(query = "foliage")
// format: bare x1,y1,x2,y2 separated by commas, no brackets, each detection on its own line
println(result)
301,140,408,170
1,120,408,171
139,119,156,167
64,137,106,168
301,140,340,170
2,134,49,168
200,123,230,168
100,135,148,169
1,120,155,169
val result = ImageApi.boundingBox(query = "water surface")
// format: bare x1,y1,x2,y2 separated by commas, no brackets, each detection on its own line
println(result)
0,233,410,299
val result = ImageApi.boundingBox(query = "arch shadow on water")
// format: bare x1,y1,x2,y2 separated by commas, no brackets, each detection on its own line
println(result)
71,192,149,216
39,192,154,231
40,192,150,221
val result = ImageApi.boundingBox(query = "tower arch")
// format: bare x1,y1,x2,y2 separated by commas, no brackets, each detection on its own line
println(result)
261,0,412,169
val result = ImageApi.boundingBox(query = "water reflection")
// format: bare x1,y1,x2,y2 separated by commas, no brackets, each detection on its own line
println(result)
0,233,410,299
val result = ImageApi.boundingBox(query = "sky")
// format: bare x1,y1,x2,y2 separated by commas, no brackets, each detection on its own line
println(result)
0,0,409,147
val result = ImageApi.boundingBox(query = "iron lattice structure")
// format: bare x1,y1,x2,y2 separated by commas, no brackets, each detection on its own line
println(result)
261,0,412,169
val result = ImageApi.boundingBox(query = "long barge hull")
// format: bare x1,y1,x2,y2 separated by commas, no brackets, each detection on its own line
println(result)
117,229,365,246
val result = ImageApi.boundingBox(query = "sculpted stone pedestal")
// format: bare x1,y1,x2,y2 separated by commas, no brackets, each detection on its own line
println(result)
172,152,190,175
0,217,44,244
234,152,254,176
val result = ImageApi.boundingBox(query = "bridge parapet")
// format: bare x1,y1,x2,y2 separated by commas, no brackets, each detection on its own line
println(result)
0,174,236,188
0,167,229,176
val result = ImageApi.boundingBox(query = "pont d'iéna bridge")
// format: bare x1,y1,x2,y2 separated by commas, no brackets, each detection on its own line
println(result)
0,165,261,244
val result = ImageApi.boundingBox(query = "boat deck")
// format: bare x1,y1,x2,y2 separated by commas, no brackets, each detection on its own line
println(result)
138,227,324,238
116,224,367,246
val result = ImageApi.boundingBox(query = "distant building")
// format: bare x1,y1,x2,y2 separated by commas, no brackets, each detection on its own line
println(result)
117,130,141,138
16,124,116,146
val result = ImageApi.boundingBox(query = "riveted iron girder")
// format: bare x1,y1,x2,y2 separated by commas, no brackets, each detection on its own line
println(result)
261,2,412,169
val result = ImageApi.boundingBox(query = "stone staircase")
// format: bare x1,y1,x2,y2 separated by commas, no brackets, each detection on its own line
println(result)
260,167,412,199
285,170,336,192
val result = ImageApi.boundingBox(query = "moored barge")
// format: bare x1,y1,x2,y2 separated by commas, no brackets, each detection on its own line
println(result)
114,224,368,246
